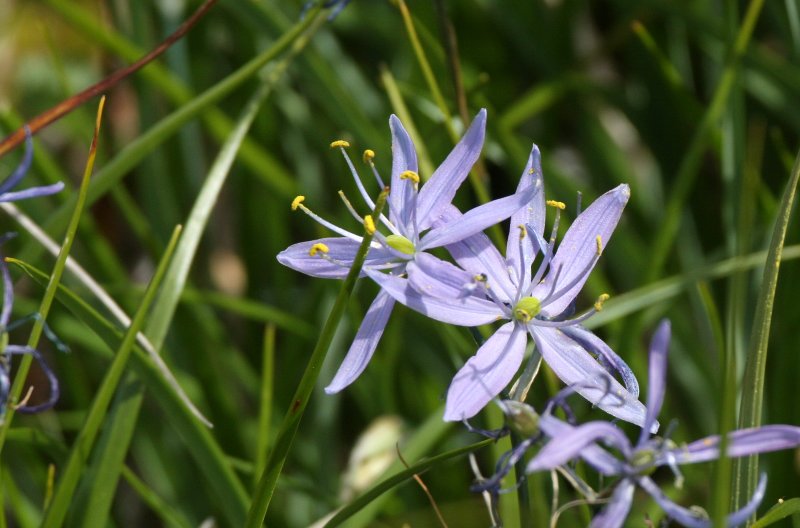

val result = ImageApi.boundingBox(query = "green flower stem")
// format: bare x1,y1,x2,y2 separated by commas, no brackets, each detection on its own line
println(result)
245,189,389,528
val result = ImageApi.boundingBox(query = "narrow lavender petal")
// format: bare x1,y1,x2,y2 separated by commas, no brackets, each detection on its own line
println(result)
365,268,502,325
538,414,624,475
639,320,670,445
0,126,34,195
589,480,635,528
666,425,800,465
0,182,65,203
389,114,418,232
562,325,639,398
0,247,13,329
277,237,400,279
6,344,60,414
438,205,516,302
506,145,545,286
419,182,538,251
530,184,630,317
444,322,526,421
526,421,631,473
416,109,487,231
325,290,396,394
532,326,653,431
407,252,477,299
638,473,766,528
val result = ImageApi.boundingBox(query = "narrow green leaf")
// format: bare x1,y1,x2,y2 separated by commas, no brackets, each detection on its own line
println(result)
753,498,800,527
255,324,276,486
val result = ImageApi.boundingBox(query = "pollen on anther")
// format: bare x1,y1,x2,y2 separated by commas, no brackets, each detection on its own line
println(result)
309,243,330,256
291,196,305,211
363,215,376,234
330,140,350,149
400,170,420,184
363,149,375,163
594,293,610,312
518,224,526,239
546,200,566,210
595,235,603,255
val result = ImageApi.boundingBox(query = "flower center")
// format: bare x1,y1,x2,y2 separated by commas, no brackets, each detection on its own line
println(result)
631,448,656,475
386,234,415,255
513,296,541,322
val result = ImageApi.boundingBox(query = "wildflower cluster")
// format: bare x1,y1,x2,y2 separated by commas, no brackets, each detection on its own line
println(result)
278,111,800,525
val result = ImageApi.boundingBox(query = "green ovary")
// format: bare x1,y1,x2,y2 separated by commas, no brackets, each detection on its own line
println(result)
386,234,415,255
513,296,541,322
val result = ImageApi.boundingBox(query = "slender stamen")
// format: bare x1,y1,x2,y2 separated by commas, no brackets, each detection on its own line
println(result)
363,150,386,188
337,190,364,223
575,191,582,216
539,253,600,309
336,144,378,211
514,225,528,293
530,307,596,328
400,171,421,242
291,198,362,242
526,225,553,291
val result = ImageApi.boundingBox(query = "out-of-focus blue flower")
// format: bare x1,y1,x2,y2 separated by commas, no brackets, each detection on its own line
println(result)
524,320,800,528
278,110,539,394
302,0,352,20
368,149,644,425
0,127,64,203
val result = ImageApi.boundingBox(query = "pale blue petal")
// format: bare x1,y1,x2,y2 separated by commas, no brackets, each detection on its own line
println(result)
437,205,516,302
590,480,635,528
562,325,640,398
407,252,478,299
0,182,65,202
416,109,487,231
0,126,34,195
531,184,630,317
638,473,766,528
666,425,800,465
639,320,670,445
444,322,526,421
538,414,623,476
532,326,653,431
506,145,545,286
389,114,418,233
325,290,396,393
419,182,539,250
277,237,399,279
526,421,632,473
365,268,502,325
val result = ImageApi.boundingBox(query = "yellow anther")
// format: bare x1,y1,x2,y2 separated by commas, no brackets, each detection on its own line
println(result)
528,168,536,175
363,215,376,234
546,200,566,210
330,140,350,149
594,293,610,312
309,243,330,256
291,196,305,211
363,149,375,163
518,224,526,239
595,235,603,255
400,170,420,184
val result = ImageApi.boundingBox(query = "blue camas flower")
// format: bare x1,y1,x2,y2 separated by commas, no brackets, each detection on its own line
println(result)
367,148,645,426
524,320,800,528
278,110,539,393
0,127,64,203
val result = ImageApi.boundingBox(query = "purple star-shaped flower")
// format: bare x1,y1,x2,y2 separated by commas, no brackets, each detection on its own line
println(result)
278,110,539,393
524,320,800,527
367,148,644,426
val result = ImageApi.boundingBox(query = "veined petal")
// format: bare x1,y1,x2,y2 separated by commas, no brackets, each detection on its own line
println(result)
277,237,399,279
639,320,670,445
538,414,623,476
437,205,516,302
532,326,653,431
444,322,526,421
526,421,632,473
638,473,766,528
389,115,418,232
407,252,478,299
666,425,800,466
419,182,539,251
416,109,487,231
562,325,640,398
589,480,635,528
365,268,502,326
506,145,545,286
325,290,395,393
531,184,630,317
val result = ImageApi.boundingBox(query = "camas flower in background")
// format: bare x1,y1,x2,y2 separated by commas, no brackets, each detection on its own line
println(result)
523,320,800,527
368,146,644,426
0,127,64,204
278,110,539,394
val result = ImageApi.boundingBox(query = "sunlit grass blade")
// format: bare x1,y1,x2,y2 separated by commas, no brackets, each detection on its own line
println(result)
245,189,389,528
733,147,800,510
753,498,800,527
39,225,181,527
0,97,106,454
255,324,275,485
